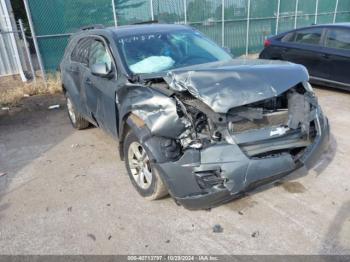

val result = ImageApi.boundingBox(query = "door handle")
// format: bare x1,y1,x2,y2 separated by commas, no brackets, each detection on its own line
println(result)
321,53,330,59
85,78,92,85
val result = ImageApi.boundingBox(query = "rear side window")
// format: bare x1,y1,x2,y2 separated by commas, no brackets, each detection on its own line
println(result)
325,28,350,50
293,28,323,45
71,38,91,65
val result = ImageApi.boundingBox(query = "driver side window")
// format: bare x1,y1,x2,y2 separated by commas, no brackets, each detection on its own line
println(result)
89,40,112,72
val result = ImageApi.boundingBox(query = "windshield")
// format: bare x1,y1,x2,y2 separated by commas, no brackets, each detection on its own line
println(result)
115,30,232,74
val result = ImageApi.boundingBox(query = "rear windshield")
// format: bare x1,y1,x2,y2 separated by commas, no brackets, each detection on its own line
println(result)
115,30,232,74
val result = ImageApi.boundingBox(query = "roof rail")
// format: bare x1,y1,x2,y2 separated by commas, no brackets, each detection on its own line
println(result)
80,24,105,31
133,20,158,25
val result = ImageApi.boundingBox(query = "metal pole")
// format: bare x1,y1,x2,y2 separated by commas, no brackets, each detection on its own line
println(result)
275,0,281,35
23,0,47,85
150,0,154,20
19,19,36,82
111,0,118,27
314,0,319,24
221,0,224,47
184,0,187,24
294,0,299,29
245,0,251,56
333,0,339,23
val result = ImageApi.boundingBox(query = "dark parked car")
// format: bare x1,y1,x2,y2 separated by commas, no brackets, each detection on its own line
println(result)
60,24,329,209
260,23,350,91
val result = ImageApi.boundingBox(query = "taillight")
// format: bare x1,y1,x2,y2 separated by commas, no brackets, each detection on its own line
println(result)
264,39,271,47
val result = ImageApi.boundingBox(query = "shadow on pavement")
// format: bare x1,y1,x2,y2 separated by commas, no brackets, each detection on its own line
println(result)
321,201,350,254
0,94,74,219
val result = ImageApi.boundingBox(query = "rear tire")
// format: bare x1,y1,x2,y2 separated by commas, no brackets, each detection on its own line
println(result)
124,130,168,200
65,94,90,130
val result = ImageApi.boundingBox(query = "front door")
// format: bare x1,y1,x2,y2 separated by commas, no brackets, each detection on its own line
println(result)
84,38,119,137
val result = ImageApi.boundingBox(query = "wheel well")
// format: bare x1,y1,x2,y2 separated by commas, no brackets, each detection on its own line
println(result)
119,122,131,161
118,113,147,161
118,120,131,161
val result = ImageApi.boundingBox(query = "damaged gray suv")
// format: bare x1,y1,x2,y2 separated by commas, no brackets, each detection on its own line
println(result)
60,24,330,209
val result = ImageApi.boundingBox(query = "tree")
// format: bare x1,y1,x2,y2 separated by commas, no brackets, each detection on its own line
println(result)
11,0,27,21
11,0,29,31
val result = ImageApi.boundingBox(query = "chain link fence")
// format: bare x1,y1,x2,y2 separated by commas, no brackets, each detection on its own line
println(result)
24,0,350,72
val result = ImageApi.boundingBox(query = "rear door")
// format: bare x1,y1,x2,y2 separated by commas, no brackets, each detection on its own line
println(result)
66,37,92,117
323,27,350,86
281,27,330,79
84,37,119,137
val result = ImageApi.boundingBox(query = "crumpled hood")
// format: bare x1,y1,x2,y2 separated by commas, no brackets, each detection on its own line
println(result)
164,59,309,113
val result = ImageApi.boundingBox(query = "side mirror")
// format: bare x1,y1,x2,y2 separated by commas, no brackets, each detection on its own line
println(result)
91,63,111,78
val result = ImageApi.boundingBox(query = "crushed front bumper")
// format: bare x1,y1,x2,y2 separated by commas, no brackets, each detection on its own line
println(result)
155,111,330,210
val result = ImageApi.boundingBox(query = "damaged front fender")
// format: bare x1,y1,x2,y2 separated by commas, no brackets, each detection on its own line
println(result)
118,84,188,139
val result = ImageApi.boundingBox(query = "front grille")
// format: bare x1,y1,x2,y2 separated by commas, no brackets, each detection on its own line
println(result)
228,86,316,159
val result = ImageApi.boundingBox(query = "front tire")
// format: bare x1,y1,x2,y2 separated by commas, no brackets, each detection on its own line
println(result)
65,94,90,130
124,130,168,200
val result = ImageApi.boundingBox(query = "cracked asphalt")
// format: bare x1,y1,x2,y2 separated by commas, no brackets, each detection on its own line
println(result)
0,87,349,254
